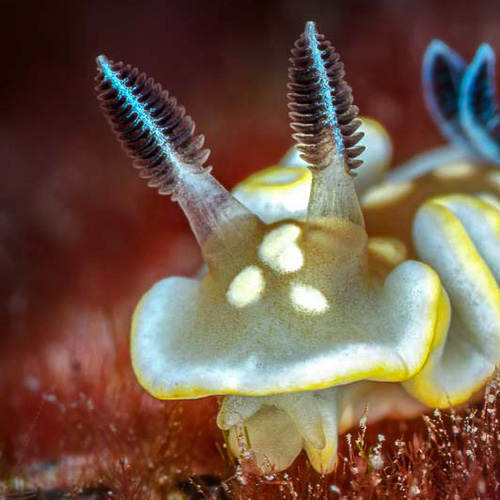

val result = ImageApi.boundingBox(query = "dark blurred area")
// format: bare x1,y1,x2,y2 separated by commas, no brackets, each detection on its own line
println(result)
1,0,499,356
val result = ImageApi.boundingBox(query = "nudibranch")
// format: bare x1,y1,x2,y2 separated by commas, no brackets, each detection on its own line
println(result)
94,23,500,474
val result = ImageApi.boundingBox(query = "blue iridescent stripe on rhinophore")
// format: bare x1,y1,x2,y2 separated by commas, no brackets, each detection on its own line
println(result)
422,39,469,149
460,44,500,165
304,21,344,159
96,55,182,171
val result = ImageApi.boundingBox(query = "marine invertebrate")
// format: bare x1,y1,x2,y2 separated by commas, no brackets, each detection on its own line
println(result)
95,22,500,475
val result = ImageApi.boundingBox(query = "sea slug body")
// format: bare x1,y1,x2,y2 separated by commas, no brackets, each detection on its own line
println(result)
95,23,500,474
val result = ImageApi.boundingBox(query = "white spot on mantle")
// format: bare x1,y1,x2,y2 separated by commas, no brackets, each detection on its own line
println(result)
227,265,265,308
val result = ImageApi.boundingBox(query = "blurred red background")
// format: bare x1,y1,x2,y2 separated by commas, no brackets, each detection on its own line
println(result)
1,0,500,485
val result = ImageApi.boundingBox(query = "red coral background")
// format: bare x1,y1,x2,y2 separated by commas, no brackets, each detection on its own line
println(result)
2,1,500,499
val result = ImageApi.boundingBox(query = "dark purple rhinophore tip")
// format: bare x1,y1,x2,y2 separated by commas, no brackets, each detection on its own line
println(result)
288,21,364,173
95,56,210,197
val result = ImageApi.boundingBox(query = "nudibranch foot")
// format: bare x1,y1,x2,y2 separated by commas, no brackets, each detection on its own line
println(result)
219,381,431,475
218,389,338,474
